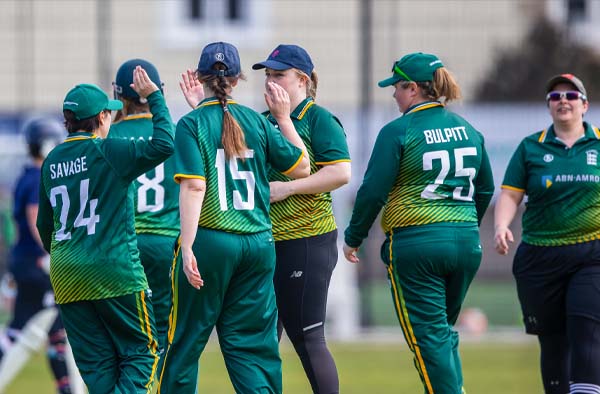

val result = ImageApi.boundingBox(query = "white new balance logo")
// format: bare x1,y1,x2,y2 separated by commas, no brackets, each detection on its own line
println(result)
290,271,303,278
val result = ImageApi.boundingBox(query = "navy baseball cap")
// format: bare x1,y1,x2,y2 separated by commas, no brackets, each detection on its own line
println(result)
198,42,241,77
114,58,162,99
252,44,314,76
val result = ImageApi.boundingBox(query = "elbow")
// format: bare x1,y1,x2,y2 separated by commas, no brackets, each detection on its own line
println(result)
288,156,310,179
339,165,351,186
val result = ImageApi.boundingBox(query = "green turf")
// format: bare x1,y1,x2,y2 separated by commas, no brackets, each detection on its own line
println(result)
7,339,541,393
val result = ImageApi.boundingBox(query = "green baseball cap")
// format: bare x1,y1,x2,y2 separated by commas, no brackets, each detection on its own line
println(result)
378,52,444,88
63,83,123,120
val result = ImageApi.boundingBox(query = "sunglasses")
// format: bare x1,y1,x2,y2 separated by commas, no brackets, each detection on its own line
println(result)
546,91,587,102
393,64,413,82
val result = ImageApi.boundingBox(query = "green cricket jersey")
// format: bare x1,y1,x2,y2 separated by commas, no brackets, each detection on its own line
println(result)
345,101,494,248
174,97,304,234
36,91,175,304
502,122,600,246
109,114,179,237
264,98,351,241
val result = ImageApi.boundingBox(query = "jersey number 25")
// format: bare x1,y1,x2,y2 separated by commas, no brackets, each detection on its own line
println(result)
421,147,477,201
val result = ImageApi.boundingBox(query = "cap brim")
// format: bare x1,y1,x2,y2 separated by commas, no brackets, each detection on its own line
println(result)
252,59,292,71
106,99,123,111
377,75,401,88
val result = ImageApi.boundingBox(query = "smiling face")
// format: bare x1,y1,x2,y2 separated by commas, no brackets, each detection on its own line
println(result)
548,82,588,125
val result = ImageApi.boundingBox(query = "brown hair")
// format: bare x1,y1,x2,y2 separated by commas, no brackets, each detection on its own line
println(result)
294,69,319,99
113,97,149,123
197,64,248,160
400,67,461,103
63,110,104,133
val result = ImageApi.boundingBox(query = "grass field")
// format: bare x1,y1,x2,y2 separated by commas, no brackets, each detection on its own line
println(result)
6,339,542,393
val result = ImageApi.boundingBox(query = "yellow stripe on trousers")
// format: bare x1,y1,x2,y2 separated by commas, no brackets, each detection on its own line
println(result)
158,237,181,392
387,233,434,394
139,290,159,392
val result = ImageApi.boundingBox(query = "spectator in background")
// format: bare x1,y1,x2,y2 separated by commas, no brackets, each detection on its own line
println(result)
495,74,600,394
157,41,309,394
252,44,351,394
343,52,494,394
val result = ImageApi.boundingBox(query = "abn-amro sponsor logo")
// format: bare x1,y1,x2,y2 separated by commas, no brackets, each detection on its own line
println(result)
541,175,553,188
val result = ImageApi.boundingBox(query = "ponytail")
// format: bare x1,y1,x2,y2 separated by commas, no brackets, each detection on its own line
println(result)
430,67,461,103
198,65,248,160
406,67,462,104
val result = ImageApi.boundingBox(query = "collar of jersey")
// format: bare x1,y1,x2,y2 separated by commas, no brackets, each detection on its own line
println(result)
291,97,314,120
403,101,443,116
539,121,600,143
195,97,237,109
65,132,97,142
123,113,152,121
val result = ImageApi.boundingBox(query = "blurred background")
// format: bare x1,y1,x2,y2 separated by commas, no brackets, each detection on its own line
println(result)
1,0,600,343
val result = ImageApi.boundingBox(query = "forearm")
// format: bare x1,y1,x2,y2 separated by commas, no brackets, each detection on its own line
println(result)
26,205,45,251
494,189,523,230
275,117,308,158
147,91,175,157
286,162,350,195
179,182,205,250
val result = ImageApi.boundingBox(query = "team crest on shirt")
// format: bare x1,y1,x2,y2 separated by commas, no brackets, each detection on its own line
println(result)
541,175,553,188
586,149,598,166
543,154,554,163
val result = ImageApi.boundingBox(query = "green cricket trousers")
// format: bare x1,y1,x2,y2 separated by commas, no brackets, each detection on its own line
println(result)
158,228,282,394
59,290,159,394
382,222,481,394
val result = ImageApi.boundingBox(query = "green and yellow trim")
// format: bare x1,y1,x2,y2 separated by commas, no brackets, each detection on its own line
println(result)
593,126,600,139
282,152,305,176
405,101,443,116
173,174,206,184
538,129,548,143
158,238,181,393
315,159,351,166
500,184,525,192
386,235,434,394
138,290,159,392
196,98,238,109
65,134,97,142
123,113,152,121
296,100,315,120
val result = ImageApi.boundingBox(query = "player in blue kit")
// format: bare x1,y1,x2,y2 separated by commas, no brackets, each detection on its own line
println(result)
0,117,73,394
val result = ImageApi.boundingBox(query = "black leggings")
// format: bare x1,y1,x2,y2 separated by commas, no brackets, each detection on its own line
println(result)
273,230,339,394
539,315,600,394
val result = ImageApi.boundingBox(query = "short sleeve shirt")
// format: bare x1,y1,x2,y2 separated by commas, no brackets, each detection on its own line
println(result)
502,122,600,246
265,98,351,241
174,97,303,234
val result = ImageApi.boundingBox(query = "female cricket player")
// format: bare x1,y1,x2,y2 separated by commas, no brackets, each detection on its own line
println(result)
343,52,494,394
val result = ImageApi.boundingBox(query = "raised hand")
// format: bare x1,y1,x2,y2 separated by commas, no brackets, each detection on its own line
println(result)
131,66,159,99
180,69,205,109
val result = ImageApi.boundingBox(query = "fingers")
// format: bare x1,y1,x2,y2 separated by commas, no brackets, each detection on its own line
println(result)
182,252,204,289
343,244,360,263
